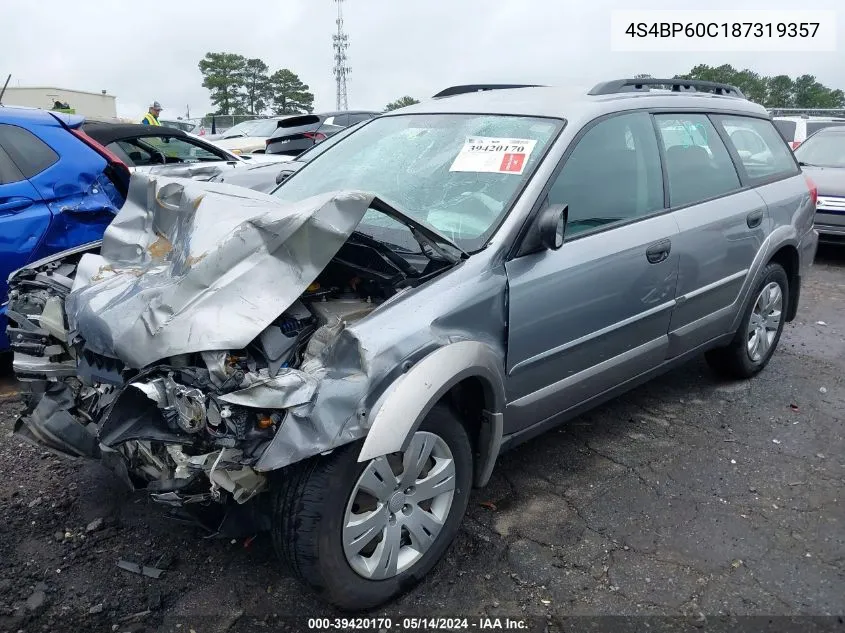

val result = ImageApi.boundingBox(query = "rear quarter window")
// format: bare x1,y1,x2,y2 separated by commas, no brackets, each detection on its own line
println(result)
0,144,25,184
654,114,741,207
715,116,799,183
0,123,60,178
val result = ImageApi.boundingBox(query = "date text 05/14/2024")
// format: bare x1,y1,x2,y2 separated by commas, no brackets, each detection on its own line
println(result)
306,616,532,630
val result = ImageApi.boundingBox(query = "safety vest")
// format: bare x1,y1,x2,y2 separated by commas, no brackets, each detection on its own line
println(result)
142,112,161,126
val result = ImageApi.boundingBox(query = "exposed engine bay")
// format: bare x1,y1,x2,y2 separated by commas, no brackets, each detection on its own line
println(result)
7,177,460,513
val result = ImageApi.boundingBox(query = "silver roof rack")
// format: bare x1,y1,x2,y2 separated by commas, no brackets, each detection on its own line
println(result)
589,78,745,99
432,84,543,99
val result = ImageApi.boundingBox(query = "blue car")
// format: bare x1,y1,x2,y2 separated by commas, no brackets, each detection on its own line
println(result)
0,106,128,350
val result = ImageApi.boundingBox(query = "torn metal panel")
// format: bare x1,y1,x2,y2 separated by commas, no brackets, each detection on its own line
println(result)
217,368,320,409
14,382,100,458
65,174,373,368
254,256,509,472
145,162,240,181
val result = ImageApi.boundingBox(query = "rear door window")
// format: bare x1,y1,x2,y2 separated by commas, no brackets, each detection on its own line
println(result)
715,116,799,182
548,112,664,237
108,136,224,166
654,114,740,207
0,124,60,178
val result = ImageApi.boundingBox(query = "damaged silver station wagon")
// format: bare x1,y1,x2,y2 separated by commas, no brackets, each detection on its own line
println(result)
6,80,819,609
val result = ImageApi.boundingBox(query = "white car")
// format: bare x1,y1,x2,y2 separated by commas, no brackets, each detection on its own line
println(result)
207,117,296,154
772,115,845,150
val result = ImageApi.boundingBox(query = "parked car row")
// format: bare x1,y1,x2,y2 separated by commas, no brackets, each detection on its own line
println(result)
772,114,845,149
204,110,379,156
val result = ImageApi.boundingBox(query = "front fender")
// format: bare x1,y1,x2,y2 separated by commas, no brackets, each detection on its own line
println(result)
357,341,506,483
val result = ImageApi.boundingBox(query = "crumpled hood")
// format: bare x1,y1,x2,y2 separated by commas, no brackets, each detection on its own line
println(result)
66,173,372,368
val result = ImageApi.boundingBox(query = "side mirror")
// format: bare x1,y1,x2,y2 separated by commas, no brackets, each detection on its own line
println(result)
537,204,568,250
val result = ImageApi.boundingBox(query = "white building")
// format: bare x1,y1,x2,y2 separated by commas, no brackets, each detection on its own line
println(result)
1,86,117,118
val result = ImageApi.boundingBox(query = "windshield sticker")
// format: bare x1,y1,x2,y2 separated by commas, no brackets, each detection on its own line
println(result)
449,137,538,175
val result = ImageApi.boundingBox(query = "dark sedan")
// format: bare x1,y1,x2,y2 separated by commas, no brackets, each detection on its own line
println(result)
796,126,845,244
264,110,379,156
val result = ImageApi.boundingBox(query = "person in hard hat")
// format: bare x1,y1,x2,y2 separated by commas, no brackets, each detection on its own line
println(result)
141,101,163,126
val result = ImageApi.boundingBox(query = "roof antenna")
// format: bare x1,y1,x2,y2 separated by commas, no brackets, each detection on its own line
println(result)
0,74,11,105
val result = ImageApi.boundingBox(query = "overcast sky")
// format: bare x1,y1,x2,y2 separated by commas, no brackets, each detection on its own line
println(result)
2,0,842,120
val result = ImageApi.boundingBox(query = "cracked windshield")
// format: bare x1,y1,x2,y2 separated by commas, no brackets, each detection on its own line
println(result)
273,114,560,252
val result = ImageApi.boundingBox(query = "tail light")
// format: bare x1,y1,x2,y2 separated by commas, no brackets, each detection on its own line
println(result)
804,174,818,207
69,128,131,197
790,140,802,150
303,131,327,142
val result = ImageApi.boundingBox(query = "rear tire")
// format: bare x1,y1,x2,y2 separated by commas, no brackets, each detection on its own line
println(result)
271,404,472,610
705,262,788,379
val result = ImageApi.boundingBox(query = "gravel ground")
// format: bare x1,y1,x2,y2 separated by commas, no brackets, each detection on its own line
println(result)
0,247,842,633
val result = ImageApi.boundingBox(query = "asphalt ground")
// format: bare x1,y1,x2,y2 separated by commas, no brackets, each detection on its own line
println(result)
0,246,842,633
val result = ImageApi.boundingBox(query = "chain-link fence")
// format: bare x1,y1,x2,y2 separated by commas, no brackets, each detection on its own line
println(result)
767,108,845,117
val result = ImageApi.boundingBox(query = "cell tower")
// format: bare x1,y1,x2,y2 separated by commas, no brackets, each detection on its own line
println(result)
333,0,350,110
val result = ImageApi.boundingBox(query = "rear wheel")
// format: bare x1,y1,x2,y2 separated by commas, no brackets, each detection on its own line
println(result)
705,263,788,379
271,404,472,610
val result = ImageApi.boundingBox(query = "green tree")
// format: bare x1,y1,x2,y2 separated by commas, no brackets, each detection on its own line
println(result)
677,63,738,85
766,75,794,108
242,58,271,115
732,69,767,104
198,52,248,115
269,69,314,114
384,96,420,111
792,74,845,108
676,64,845,108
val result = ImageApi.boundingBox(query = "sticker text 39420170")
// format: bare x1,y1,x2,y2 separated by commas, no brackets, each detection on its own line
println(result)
449,137,538,175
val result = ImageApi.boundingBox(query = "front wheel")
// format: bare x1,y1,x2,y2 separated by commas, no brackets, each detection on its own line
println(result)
271,404,472,610
705,262,788,379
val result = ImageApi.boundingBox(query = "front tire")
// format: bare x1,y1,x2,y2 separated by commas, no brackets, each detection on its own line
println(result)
705,262,788,379
271,404,472,610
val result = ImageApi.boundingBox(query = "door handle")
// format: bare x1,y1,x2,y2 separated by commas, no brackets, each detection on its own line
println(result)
646,239,671,264
747,209,764,229
0,197,34,214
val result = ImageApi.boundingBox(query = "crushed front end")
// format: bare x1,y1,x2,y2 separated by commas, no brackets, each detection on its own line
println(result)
6,174,458,512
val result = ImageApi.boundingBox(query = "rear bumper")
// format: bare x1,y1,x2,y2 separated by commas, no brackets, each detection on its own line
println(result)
815,221,845,244
266,139,313,156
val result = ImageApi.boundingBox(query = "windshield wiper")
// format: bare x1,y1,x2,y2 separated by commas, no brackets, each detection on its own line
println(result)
797,161,818,167
370,197,469,264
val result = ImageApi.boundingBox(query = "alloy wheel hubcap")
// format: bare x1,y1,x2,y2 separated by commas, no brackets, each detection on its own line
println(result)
342,431,456,579
746,281,783,363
